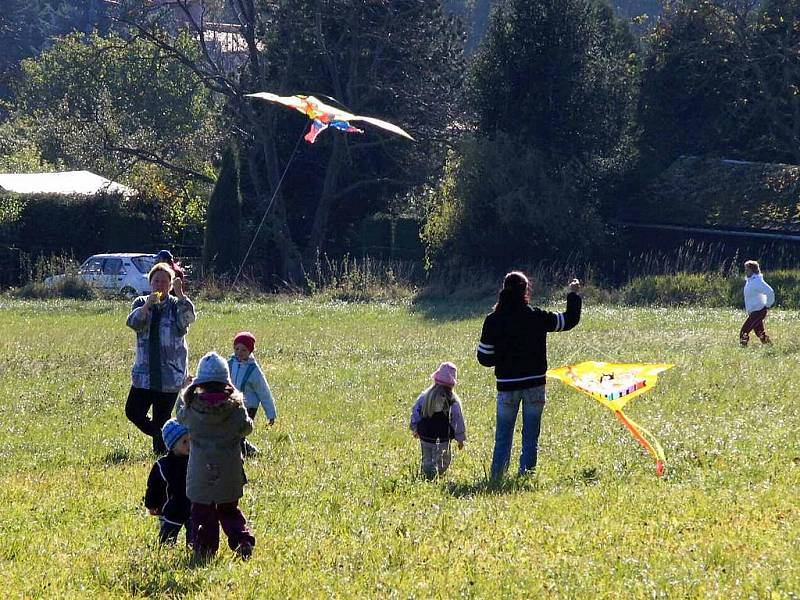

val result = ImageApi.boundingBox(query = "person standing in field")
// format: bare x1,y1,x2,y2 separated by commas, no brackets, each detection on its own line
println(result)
144,419,192,545
125,263,196,454
177,352,256,560
409,362,467,479
740,260,775,347
228,331,277,457
477,271,582,479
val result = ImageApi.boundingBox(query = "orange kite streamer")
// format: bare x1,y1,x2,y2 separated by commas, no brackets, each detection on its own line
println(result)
546,361,674,476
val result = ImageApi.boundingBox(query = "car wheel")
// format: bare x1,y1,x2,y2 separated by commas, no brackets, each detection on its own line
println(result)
120,286,137,300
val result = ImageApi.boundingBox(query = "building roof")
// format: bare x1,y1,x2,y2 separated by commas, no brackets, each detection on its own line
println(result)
0,170,136,197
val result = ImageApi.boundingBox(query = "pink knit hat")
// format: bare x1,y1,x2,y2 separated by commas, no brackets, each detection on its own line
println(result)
431,362,458,388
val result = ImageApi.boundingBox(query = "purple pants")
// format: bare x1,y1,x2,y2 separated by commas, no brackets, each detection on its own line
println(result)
740,307,770,345
190,501,255,555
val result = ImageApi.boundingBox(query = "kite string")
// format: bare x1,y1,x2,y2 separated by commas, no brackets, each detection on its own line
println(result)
233,128,306,286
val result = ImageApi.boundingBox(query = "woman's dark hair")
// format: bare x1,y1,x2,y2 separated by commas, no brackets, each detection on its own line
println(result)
493,271,530,312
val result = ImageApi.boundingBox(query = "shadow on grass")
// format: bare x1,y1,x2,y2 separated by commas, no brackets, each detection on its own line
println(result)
409,299,490,322
103,447,151,465
443,474,540,498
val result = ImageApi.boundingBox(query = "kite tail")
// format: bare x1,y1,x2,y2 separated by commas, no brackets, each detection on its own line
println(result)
614,410,666,477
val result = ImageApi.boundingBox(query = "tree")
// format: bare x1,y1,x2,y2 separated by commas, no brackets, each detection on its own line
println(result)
639,0,800,168
0,0,111,101
424,0,639,268
6,31,220,185
203,146,241,275
638,0,746,170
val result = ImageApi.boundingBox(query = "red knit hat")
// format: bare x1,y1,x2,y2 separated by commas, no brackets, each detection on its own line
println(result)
233,331,256,353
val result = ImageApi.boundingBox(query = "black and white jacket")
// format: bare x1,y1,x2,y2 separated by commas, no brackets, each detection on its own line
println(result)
477,292,582,391
144,451,190,526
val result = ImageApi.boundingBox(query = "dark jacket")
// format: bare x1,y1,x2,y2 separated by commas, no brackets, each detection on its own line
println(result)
144,452,190,525
477,292,582,391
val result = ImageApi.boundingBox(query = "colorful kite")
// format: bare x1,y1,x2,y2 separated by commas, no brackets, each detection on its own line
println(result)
546,361,674,476
245,92,415,144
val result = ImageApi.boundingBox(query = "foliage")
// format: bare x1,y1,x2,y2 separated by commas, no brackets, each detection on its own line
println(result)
304,253,419,302
640,0,800,169
0,192,162,260
423,0,639,270
3,31,219,209
0,300,799,596
0,0,110,100
422,135,608,268
623,272,730,306
203,146,241,275
627,156,800,228
622,269,800,308
242,0,465,266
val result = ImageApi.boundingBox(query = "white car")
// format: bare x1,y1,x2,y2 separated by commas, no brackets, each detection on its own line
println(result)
46,253,156,298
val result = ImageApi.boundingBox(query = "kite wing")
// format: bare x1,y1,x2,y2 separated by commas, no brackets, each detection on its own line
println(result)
547,361,674,476
246,92,414,142
546,361,673,411
346,115,414,141
245,92,309,115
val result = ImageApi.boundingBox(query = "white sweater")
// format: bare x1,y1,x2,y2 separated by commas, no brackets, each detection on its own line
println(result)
743,274,775,313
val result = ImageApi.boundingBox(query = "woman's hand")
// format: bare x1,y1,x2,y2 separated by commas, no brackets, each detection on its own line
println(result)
144,292,160,307
457,440,465,450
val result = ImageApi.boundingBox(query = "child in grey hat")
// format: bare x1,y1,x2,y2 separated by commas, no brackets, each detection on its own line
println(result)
177,351,255,559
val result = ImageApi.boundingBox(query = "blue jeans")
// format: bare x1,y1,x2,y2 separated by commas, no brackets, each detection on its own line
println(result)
490,386,546,478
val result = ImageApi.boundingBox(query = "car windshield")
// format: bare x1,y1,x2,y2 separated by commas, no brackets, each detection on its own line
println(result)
131,256,155,274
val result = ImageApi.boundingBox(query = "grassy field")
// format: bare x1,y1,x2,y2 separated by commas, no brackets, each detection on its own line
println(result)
0,297,798,598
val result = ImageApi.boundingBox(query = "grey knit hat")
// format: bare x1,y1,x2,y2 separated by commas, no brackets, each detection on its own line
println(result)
191,351,233,387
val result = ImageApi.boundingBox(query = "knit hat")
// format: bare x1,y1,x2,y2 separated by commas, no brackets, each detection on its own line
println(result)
155,249,174,263
233,331,256,353
161,418,188,451
431,362,457,388
191,351,233,387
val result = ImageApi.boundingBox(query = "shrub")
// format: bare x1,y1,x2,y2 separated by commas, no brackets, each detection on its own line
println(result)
304,253,419,302
16,276,96,300
623,272,729,306
724,269,800,309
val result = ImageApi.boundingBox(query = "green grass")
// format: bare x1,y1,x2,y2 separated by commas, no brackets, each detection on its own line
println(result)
0,297,798,598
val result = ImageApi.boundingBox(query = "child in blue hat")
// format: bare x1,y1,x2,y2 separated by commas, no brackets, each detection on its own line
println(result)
144,418,192,545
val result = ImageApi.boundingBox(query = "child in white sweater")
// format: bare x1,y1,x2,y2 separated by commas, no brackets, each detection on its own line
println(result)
740,260,775,346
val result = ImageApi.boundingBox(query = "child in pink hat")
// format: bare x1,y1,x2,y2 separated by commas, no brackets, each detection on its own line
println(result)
409,362,467,478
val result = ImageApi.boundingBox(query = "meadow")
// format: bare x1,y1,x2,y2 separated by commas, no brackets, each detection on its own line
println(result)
0,297,798,598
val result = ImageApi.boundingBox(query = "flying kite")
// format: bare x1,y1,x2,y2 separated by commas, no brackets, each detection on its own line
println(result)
245,92,415,144
546,361,674,476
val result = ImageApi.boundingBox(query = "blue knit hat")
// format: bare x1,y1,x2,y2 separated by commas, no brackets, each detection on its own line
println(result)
191,351,233,387
161,418,188,451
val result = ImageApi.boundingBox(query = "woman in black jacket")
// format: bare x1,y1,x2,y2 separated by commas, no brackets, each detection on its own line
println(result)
477,271,582,478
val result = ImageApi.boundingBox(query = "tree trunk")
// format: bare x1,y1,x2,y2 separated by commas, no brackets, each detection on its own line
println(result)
306,135,344,259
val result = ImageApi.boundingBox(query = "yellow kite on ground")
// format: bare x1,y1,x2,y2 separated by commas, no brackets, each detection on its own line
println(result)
546,361,674,476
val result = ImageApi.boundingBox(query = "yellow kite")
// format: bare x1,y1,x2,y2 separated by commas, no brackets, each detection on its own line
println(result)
546,361,674,476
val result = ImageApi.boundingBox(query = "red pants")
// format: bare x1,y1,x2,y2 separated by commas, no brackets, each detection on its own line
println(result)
740,308,770,345
190,501,255,556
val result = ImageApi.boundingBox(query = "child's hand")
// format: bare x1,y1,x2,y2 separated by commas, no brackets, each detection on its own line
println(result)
183,374,194,388
457,440,465,450
173,277,186,299
148,508,161,516
412,431,419,439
